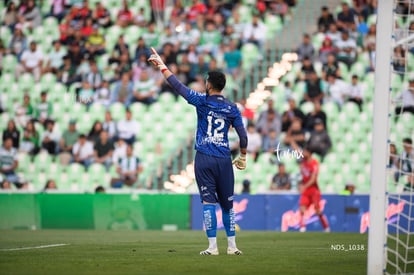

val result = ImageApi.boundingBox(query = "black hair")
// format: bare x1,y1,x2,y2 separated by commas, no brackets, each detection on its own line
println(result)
403,138,413,145
207,71,226,91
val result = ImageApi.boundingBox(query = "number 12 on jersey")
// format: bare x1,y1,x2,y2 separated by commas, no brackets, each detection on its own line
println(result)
207,115,225,139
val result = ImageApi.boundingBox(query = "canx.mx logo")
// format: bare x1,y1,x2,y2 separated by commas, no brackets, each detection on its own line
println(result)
274,142,304,162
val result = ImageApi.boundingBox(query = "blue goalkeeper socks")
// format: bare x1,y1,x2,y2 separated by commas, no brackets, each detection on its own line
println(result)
222,208,236,237
203,204,217,238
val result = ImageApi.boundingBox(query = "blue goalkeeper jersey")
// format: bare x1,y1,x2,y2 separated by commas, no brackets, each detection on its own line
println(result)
187,91,244,158
166,75,246,158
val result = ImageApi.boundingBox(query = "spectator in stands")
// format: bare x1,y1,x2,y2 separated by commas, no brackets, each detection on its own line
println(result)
306,119,332,160
241,179,251,194
336,2,356,32
317,6,335,33
303,71,324,105
404,174,414,192
132,69,158,105
116,0,133,28
256,108,282,150
15,41,43,82
33,91,53,126
95,185,106,193
85,25,106,57
80,17,94,38
393,45,406,76
347,74,364,112
270,163,291,191
187,0,207,24
326,74,349,110
41,120,60,155
20,120,40,155
284,118,305,151
72,134,94,169
102,110,117,140
178,22,201,52
246,123,262,162
43,179,57,191
113,53,132,81
282,97,305,132
160,42,178,67
389,143,399,183
134,7,147,27
93,2,111,28
44,40,67,74
57,55,77,87
59,120,79,164
0,179,12,190
142,22,159,48
262,129,280,154
109,35,129,65
48,0,67,22
321,53,341,80
110,143,143,187
4,1,19,31
335,30,357,69
2,120,20,149
112,137,127,164
395,79,414,116
77,81,94,106
18,0,42,31
111,72,133,106
325,23,341,45
8,24,27,60
15,93,33,128
93,130,114,171
117,108,139,145
67,42,83,67
297,56,315,81
223,39,242,77
83,60,102,90
319,37,335,65
243,13,267,50
199,20,221,55
270,0,289,22
93,80,111,107
396,138,413,183
363,23,376,50
0,137,23,189
88,120,103,143
134,37,151,62
304,100,327,131
340,183,355,195
296,33,315,62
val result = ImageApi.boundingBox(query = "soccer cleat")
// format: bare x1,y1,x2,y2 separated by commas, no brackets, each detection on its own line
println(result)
299,227,306,232
324,227,331,233
200,248,219,255
227,247,243,255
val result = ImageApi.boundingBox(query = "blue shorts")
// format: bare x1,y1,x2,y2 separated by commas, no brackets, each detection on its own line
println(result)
194,151,234,211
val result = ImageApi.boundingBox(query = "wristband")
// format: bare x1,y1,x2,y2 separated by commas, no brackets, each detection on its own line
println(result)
161,68,168,73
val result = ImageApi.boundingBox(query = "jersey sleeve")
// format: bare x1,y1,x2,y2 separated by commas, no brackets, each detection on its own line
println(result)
231,107,244,128
311,159,319,175
166,74,205,106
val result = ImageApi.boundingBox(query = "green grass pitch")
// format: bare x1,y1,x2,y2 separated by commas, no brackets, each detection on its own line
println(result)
0,230,368,275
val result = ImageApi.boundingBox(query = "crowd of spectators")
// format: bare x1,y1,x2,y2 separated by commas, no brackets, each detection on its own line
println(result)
0,0,297,190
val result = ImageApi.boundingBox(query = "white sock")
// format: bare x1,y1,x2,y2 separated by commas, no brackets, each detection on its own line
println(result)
208,237,217,250
228,236,236,249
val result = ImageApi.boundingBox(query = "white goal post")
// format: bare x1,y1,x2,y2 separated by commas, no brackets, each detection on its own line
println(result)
367,0,394,275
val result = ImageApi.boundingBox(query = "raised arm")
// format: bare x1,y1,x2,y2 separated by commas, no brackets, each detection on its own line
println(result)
147,47,191,100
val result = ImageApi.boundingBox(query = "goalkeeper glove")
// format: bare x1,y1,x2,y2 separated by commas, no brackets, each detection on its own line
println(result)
233,154,247,170
148,47,167,71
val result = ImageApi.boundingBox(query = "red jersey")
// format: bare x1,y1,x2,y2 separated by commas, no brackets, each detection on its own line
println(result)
300,158,319,190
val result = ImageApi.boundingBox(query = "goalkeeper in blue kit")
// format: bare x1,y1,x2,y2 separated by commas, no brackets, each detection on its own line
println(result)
149,48,248,255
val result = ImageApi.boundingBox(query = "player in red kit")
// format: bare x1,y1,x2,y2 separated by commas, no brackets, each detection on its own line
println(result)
298,147,330,232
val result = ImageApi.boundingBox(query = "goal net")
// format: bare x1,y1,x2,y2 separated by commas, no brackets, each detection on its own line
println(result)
369,1,414,274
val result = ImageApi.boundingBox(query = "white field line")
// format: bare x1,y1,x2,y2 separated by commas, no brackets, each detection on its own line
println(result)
0,243,69,251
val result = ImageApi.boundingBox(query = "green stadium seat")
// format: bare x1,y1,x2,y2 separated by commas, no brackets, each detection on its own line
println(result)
2,55,18,74
241,43,259,71
109,102,126,121
34,152,53,173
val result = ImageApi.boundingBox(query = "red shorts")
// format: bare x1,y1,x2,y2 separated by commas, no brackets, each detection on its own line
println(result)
299,187,321,209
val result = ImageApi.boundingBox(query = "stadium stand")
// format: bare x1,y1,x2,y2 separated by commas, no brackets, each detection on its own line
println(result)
0,0,298,192
1,0,413,196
